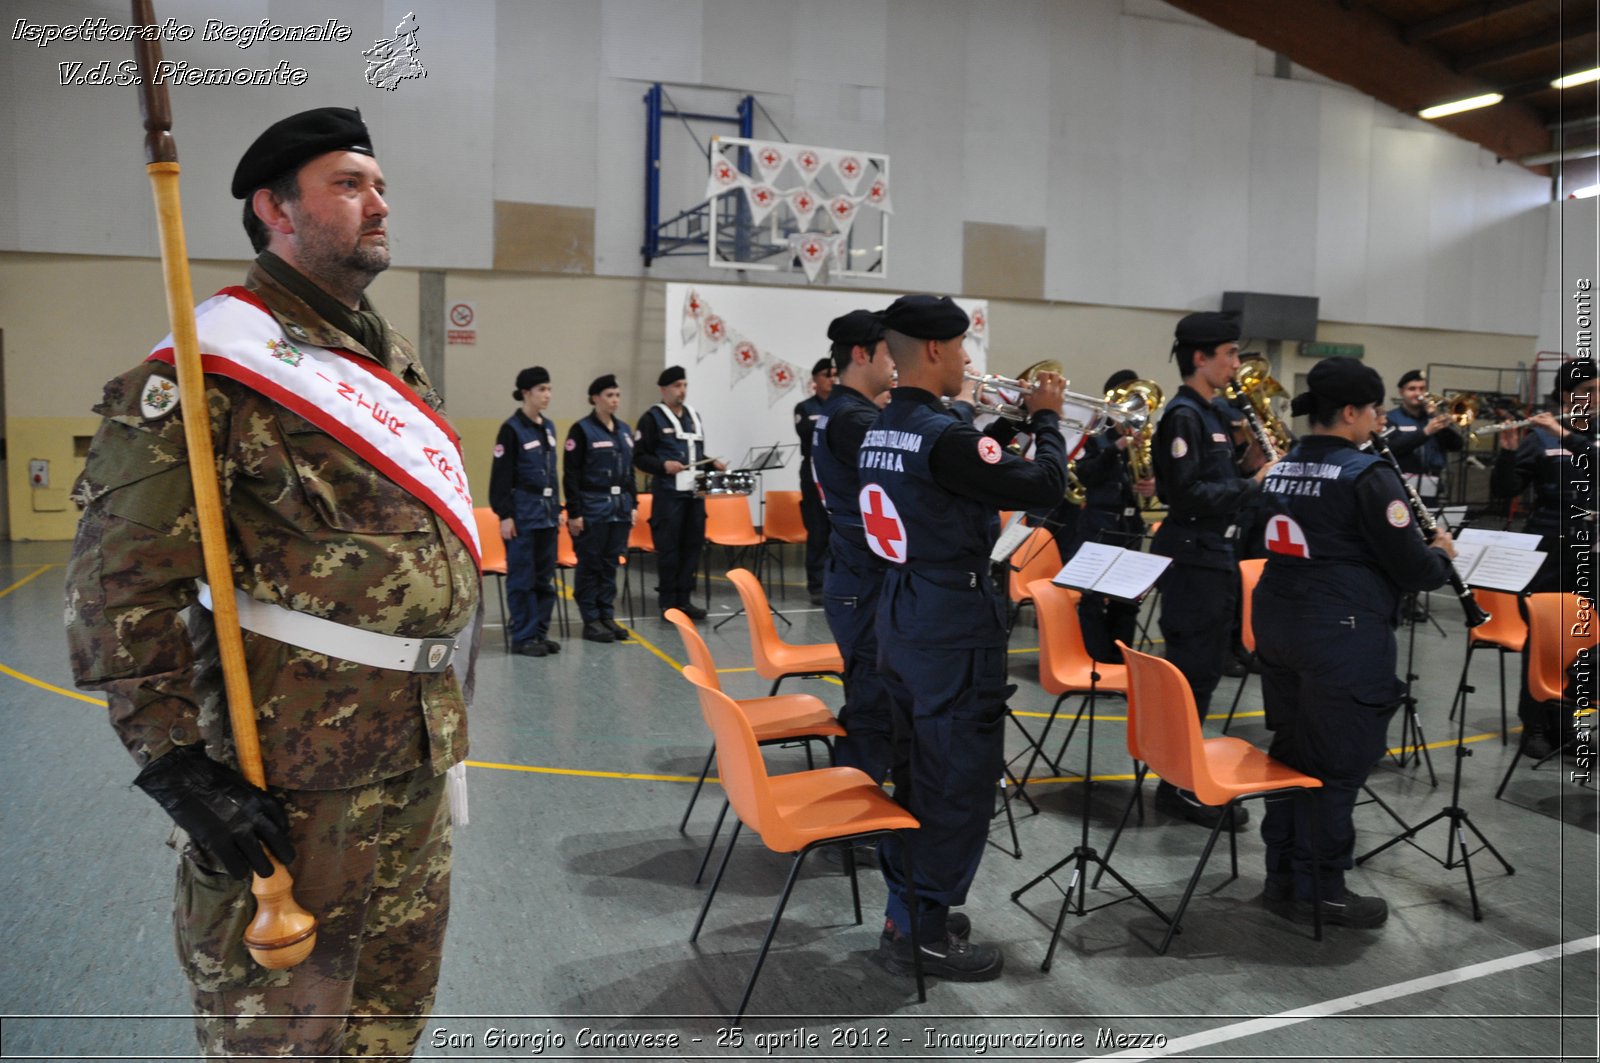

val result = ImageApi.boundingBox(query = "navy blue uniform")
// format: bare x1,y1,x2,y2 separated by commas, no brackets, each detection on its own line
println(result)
1150,386,1259,716
811,385,893,783
1385,405,1462,502
1254,436,1453,901
634,404,708,611
564,413,636,624
488,410,560,646
795,394,831,595
859,387,1067,942
1073,426,1146,662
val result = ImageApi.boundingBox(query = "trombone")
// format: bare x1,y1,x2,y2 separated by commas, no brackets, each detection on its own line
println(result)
964,364,1156,434
1422,391,1480,428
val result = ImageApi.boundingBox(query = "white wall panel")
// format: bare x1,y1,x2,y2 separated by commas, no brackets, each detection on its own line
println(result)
600,0,702,84
1245,78,1320,298
494,0,602,208
701,0,793,96
1312,89,1375,323
1366,127,1433,327
1465,166,1547,334
962,0,1051,229
1421,136,1477,330
786,0,889,88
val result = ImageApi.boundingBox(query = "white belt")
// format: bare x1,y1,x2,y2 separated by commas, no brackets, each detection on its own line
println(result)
196,582,462,674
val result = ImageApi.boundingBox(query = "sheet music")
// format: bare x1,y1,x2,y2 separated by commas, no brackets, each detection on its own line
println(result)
1449,541,1486,584
1463,546,1547,594
989,513,1034,564
1457,527,1543,551
1439,505,1468,531
1052,542,1171,601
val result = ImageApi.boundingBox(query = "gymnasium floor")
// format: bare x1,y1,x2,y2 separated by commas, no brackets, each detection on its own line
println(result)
1,537,1595,1062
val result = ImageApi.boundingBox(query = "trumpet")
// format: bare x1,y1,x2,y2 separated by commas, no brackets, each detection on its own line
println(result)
1423,391,1480,428
963,368,1156,434
1471,410,1583,436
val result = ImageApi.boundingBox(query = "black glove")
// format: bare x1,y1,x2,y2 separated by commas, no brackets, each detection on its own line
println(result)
134,744,296,880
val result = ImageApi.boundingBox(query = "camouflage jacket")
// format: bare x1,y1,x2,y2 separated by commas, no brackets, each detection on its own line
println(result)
65,263,478,791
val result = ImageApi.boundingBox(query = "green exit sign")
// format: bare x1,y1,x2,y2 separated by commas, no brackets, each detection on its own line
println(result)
1299,342,1365,359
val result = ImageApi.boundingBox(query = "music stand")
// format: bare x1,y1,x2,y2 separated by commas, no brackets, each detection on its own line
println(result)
1011,545,1173,970
710,443,795,630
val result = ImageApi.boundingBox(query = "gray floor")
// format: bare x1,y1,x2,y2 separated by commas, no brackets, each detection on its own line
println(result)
2,538,1596,1061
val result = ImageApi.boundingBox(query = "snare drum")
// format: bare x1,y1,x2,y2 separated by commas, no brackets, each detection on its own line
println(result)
694,471,756,496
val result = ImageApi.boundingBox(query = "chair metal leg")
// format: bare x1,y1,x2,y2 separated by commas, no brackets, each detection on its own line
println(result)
1498,648,1508,745
494,575,510,652
731,849,807,1023
1158,807,1231,954
691,820,742,942
844,842,862,923
1304,790,1323,942
679,745,716,832
1221,669,1249,734
1091,762,1146,889
694,800,730,884
898,831,926,1003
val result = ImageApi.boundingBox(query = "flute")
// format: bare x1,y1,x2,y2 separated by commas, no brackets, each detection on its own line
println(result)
1369,432,1490,629
1471,411,1582,436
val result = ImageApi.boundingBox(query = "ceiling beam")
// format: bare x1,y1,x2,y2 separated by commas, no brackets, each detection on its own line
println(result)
1403,0,1546,45
1163,0,1552,165
1456,26,1566,72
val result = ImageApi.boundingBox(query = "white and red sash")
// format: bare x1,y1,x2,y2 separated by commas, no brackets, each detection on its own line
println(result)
147,287,480,566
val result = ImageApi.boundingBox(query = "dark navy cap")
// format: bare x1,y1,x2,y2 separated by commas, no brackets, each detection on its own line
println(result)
827,309,886,347
881,295,969,341
513,366,550,398
657,365,686,387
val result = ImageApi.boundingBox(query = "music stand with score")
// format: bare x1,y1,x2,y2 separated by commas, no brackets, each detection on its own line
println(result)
712,443,796,630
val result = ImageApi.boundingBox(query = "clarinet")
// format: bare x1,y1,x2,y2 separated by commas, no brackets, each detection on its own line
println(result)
1369,432,1490,629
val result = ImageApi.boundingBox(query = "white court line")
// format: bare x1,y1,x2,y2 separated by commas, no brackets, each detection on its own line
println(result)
1076,935,1599,1060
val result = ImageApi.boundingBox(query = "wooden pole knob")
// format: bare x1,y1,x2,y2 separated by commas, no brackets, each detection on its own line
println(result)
243,857,319,970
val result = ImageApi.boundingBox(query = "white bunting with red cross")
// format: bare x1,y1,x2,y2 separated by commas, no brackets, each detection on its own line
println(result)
766,359,800,405
788,187,820,229
753,143,787,182
706,152,745,198
745,183,780,224
731,338,761,383
859,483,908,564
826,194,858,237
1265,514,1310,558
681,288,704,344
832,152,867,194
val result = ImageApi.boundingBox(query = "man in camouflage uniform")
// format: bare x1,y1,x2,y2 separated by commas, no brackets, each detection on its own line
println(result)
64,108,478,1059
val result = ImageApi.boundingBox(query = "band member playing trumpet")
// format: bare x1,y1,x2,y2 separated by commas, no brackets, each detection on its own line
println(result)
1073,369,1156,662
1489,358,1597,758
1151,311,1274,830
861,295,1068,983
1255,358,1456,929
1386,369,1463,504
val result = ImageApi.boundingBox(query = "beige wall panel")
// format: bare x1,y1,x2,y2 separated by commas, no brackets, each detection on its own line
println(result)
963,222,1045,302
493,203,596,275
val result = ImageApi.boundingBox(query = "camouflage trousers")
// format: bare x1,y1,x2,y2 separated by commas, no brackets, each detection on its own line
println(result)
175,765,452,1060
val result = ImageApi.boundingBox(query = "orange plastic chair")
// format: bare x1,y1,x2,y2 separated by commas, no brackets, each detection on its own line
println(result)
1447,589,1528,745
762,490,806,544
553,522,578,637
474,507,511,651
1006,527,1064,630
1011,581,1130,798
680,665,924,1020
664,609,845,869
703,496,771,610
726,569,843,694
1109,643,1324,953
1221,558,1268,733
1496,592,1599,795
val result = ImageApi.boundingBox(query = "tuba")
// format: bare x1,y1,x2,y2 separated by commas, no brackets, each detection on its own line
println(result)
1228,354,1293,461
1106,378,1163,507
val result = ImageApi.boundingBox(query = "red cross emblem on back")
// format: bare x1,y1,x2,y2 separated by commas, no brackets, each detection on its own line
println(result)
1265,514,1309,558
859,484,907,564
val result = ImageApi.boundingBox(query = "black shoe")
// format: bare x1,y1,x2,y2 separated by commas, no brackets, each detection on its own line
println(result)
1261,878,1295,918
881,928,1003,982
876,913,970,955
603,619,632,641
1222,655,1249,678
542,639,561,654
512,640,548,657
1294,889,1388,929
1154,783,1250,831
679,602,708,621
809,591,825,606
581,621,615,643
1521,727,1555,761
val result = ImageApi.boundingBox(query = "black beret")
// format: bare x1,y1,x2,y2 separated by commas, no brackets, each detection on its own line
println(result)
1173,311,1241,348
657,365,686,387
512,367,550,399
1554,358,1597,399
811,357,835,376
827,309,885,347
1397,369,1426,389
1290,356,1384,416
1103,369,1139,393
232,107,373,199
588,374,619,397
881,295,969,341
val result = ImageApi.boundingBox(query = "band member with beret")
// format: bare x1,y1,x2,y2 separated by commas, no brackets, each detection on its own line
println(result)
565,374,637,644
795,356,838,603
1386,369,1463,505
490,367,561,656
635,366,723,620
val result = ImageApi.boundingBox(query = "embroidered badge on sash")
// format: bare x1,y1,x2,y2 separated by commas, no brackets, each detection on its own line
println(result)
493,443,506,458
1385,500,1411,528
140,375,179,420
1170,437,1189,459
977,437,1002,464
266,338,304,367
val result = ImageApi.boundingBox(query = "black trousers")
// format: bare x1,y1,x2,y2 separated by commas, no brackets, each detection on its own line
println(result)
649,493,706,608
1156,562,1236,716
799,474,830,594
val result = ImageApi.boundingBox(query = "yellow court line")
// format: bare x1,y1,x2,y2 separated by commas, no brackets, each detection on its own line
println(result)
0,564,55,600
0,662,108,706
465,759,703,783
621,624,687,673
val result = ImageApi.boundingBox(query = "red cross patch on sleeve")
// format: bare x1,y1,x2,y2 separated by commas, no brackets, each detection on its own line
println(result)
978,437,1003,464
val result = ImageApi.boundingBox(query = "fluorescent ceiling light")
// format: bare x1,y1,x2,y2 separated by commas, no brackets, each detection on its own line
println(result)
1418,93,1503,120
1553,68,1600,89
1570,185,1600,199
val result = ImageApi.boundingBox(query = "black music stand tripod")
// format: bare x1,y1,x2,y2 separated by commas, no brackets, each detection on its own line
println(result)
1356,627,1515,920
711,442,795,630
1011,585,1171,970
